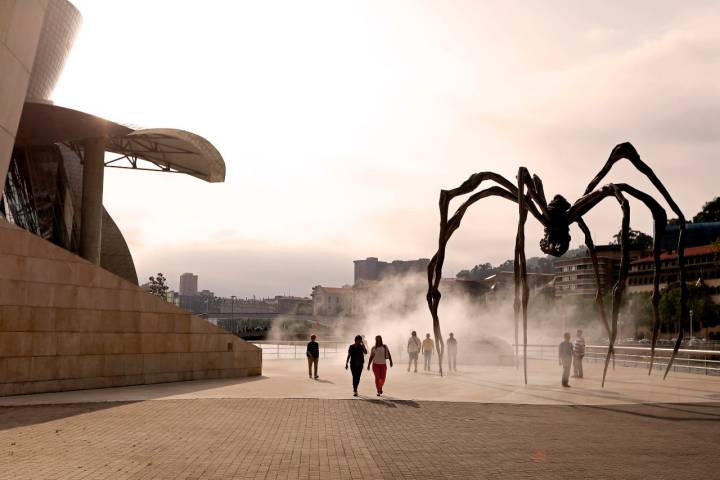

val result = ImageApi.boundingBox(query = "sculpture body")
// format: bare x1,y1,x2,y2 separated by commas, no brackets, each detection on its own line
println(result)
427,143,687,386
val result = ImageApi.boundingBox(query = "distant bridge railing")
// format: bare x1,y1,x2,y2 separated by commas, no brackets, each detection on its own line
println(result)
252,340,345,359
516,344,720,376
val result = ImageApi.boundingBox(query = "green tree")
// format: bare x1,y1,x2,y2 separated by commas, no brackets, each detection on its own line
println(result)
611,228,653,251
658,284,720,335
623,292,653,338
148,273,169,300
693,196,720,223
457,262,494,280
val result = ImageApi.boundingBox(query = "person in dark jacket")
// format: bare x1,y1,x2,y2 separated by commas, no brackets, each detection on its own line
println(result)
306,334,319,379
558,332,573,387
345,335,367,396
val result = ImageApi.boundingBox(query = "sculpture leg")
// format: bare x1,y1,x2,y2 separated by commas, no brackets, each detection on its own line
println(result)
583,143,687,379
664,223,687,379
602,186,631,387
648,218,666,374
577,218,615,370
427,253,444,377
427,182,539,378
576,218,611,336
517,168,530,384
513,242,520,369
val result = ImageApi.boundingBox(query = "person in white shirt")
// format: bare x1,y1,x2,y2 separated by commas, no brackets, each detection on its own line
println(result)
446,333,458,372
406,331,421,373
573,329,586,378
367,335,393,396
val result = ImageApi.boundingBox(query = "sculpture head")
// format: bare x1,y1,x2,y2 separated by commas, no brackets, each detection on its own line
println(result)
539,194,571,257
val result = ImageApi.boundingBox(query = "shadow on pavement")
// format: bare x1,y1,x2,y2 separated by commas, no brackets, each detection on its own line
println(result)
0,401,139,431
360,398,421,408
0,375,270,429
582,402,720,422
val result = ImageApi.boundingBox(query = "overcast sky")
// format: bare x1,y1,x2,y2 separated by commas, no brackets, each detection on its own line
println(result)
53,0,719,297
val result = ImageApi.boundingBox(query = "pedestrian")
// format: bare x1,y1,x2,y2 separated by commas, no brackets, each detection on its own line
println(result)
346,335,367,396
422,333,434,371
447,332,458,371
407,331,421,372
573,329,586,378
367,335,393,396
306,334,319,379
559,332,573,387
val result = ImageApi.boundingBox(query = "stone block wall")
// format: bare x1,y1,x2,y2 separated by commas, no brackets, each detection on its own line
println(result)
0,218,261,396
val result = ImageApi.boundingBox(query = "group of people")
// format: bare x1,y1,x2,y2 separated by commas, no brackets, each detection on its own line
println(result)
558,329,586,387
308,329,587,394
405,331,458,373
306,331,459,397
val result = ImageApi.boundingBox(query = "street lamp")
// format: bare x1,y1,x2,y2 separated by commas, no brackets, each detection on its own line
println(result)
689,309,694,341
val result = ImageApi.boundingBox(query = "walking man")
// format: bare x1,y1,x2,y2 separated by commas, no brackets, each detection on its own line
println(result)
573,329,586,378
407,331,421,372
306,334,319,379
559,332,573,387
346,335,367,396
422,333,434,371
447,332,458,371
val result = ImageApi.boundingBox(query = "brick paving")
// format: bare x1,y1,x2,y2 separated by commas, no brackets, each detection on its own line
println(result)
1,398,719,479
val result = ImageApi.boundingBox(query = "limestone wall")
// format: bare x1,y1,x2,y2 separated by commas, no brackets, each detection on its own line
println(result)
0,218,261,396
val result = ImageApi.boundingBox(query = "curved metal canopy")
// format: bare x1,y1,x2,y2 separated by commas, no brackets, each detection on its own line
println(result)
15,101,226,183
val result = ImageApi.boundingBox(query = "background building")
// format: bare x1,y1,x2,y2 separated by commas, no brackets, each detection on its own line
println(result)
179,272,198,296
311,286,353,316
628,245,720,293
353,257,430,284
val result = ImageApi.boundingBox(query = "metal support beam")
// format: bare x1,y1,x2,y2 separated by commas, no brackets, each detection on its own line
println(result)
79,137,105,264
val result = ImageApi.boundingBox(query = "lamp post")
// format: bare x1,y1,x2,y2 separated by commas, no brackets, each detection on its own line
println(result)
230,295,236,334
689,309,694,341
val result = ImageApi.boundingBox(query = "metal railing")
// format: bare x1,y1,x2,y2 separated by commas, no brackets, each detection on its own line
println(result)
252,340,344,359
516,344,720,376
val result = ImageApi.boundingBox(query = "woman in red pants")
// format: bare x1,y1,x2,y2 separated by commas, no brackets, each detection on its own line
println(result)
367,335,393,396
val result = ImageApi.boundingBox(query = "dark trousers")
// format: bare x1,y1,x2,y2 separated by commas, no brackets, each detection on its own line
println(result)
307,356,318,377
561,358,572,385
350,364,363,392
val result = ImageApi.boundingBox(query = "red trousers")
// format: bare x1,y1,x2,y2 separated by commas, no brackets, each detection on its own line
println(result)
372,363,387,392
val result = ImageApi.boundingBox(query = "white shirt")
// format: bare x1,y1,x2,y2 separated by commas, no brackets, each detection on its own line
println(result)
371,345,388,365
407,336,421,353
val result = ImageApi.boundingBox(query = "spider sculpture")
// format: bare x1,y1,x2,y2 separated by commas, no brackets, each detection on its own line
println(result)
426,142,687,386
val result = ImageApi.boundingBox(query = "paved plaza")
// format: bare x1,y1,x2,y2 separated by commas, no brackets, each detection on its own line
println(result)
1,359,720,479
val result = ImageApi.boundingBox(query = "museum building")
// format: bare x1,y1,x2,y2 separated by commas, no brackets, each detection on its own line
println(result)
0,0,261,396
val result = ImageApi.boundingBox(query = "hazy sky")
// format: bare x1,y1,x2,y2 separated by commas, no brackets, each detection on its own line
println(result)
53,0,720,297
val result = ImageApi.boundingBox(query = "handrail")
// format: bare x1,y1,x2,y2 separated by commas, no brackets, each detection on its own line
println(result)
514,344,720,376
519,344,720,355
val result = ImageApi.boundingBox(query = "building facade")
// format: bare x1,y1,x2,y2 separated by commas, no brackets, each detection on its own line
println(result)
554,255,619,298
311,286,354,316
179,272,198,296
628,245,720,293
0,0,260,396
353,257,430,284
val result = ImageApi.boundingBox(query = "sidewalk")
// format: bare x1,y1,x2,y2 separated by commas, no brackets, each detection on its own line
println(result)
1,359,719,479
1,398,718,479
2,358,719,406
